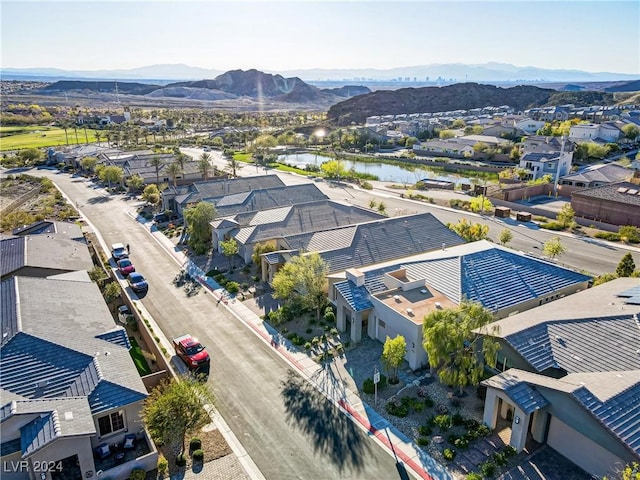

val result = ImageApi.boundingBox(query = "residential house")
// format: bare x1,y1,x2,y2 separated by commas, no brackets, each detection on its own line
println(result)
519,150,573,182
330,241,591,370
161,175,285,216
477,278,640,478
260,212,466,283
0,276,156,480
571,181,640,227
413,140,474,159
100,152,204,187
212,200,383,264
1,234,93,281
513,118,545,135
521,136,568,154
557,163,633,196
569,123,622,143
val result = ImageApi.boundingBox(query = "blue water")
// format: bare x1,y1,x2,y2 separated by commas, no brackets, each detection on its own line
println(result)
277,153,470,185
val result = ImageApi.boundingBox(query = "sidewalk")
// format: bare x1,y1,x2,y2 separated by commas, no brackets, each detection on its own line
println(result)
140,213,450,480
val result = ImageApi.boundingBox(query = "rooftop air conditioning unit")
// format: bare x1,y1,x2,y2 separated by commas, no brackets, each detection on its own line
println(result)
406,308,414,316
435,302,442,309
393,295,401,302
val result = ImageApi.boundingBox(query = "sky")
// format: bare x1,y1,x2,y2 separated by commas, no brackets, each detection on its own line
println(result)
1,0,639,74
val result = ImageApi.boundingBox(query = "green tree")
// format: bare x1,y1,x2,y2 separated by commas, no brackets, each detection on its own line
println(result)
469,195,493,213
102,282,122,312
99,165,124,189
405,136,418,149
448,218,489,242
619,225,640,243
451,119,465,129
272,252,329,321
220,238,239,270
142,183,161,207
382,335,406,384
498,228,513,246
198,153,212,180
556,204,575,228
622,124,640,141
252,242,276,265
184,201,216,247
19,148,42,166
439,129,456,139
422,302,499,394
321,159,347,179
592,272,619,286
143,376,214,456
126,174,145,193
166,162,182,187
543,236,566,259
225,154,243,178
616,252,636,277
80,156,98,172
149,155,164,184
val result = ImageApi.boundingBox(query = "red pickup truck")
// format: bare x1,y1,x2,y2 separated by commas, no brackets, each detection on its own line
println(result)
173,335,210,370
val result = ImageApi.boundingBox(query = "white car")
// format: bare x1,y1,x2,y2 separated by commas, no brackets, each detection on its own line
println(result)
111,243,129,261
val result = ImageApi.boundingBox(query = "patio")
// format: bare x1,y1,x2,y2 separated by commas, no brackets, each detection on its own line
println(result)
94,434,153,476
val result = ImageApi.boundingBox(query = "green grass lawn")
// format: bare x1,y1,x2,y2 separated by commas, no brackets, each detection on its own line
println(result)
0,126,101,150
128,336,152,376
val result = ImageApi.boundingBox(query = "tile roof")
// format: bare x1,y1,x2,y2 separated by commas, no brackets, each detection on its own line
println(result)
213,184,327,217
360,242,590,312
572,181,640,207
521,152,561,162
1,235,93,278
284,213,465,274
12,220,83,240
560,163,632,184
228,201,383,246
483,372,549,414
0,277,147,415
334,281,373,312
172,175,285,206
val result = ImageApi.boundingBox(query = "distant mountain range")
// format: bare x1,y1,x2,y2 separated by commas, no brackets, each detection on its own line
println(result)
2,62,638,83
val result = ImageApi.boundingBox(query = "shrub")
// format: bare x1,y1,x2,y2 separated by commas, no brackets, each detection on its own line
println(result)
305,328,313,334
424,397,434,408
226,281,240,294
447,434,458,445
493,451,508,466
595,232,621,242
192,449,204,461
157,454,169,474
475,424,491,437
540,221,565,231
129,469,146,480
190,437,202,450
503,445,517,457
385,400,409,417
417,425,432,436
176,454,187,467
252,275,260,282
434,414,452,431
466,473,483,480
452,412,465,426
480,461,496,477
454,437,470,450
416,436,430,446
443,448,457,461
214,273,227,285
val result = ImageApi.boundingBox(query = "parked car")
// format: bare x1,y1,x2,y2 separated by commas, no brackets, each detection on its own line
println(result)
111,243,129,261
117,258,135,276
127,272,148,293
173,334,210,370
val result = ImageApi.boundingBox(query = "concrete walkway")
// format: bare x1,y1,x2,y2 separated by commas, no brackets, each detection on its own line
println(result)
137,212,450,480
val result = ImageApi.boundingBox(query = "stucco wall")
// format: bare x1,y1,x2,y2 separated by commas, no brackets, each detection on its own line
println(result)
548,416,627,478
92,403,145,447
572,196,640,227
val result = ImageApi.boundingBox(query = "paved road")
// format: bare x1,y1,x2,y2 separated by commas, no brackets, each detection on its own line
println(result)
34,170,406,480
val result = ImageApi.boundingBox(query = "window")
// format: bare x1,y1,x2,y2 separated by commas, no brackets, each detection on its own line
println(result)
98,411,125,436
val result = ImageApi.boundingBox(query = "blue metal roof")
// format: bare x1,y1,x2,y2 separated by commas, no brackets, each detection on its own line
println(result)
0,237,25,277
88,382,147,415
504,381,549,415
460,249,592,312
334,280,373,312
618,284,640,305
573,382,640,456
20,413,56,455
95,329,131,350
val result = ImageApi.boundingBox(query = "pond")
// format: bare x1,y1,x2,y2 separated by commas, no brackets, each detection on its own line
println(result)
277,152,473,185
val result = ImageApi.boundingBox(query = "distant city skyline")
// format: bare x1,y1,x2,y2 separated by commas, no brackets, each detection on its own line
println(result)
2,1,639,75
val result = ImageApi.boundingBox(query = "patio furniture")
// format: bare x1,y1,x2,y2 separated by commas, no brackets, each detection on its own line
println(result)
123,433,136,450
114,452,126,465
95,443,111,459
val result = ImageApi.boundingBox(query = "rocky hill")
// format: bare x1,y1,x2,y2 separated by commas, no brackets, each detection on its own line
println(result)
39,80,160,95
327,83,616,125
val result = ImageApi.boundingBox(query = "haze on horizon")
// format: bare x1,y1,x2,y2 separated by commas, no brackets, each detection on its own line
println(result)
1,0,639,75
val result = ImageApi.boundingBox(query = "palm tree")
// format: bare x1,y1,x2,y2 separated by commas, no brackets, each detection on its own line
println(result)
175,153,188,179
149,155,164,185
198,154,211,180
166,162,181,187
94,130,102,146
